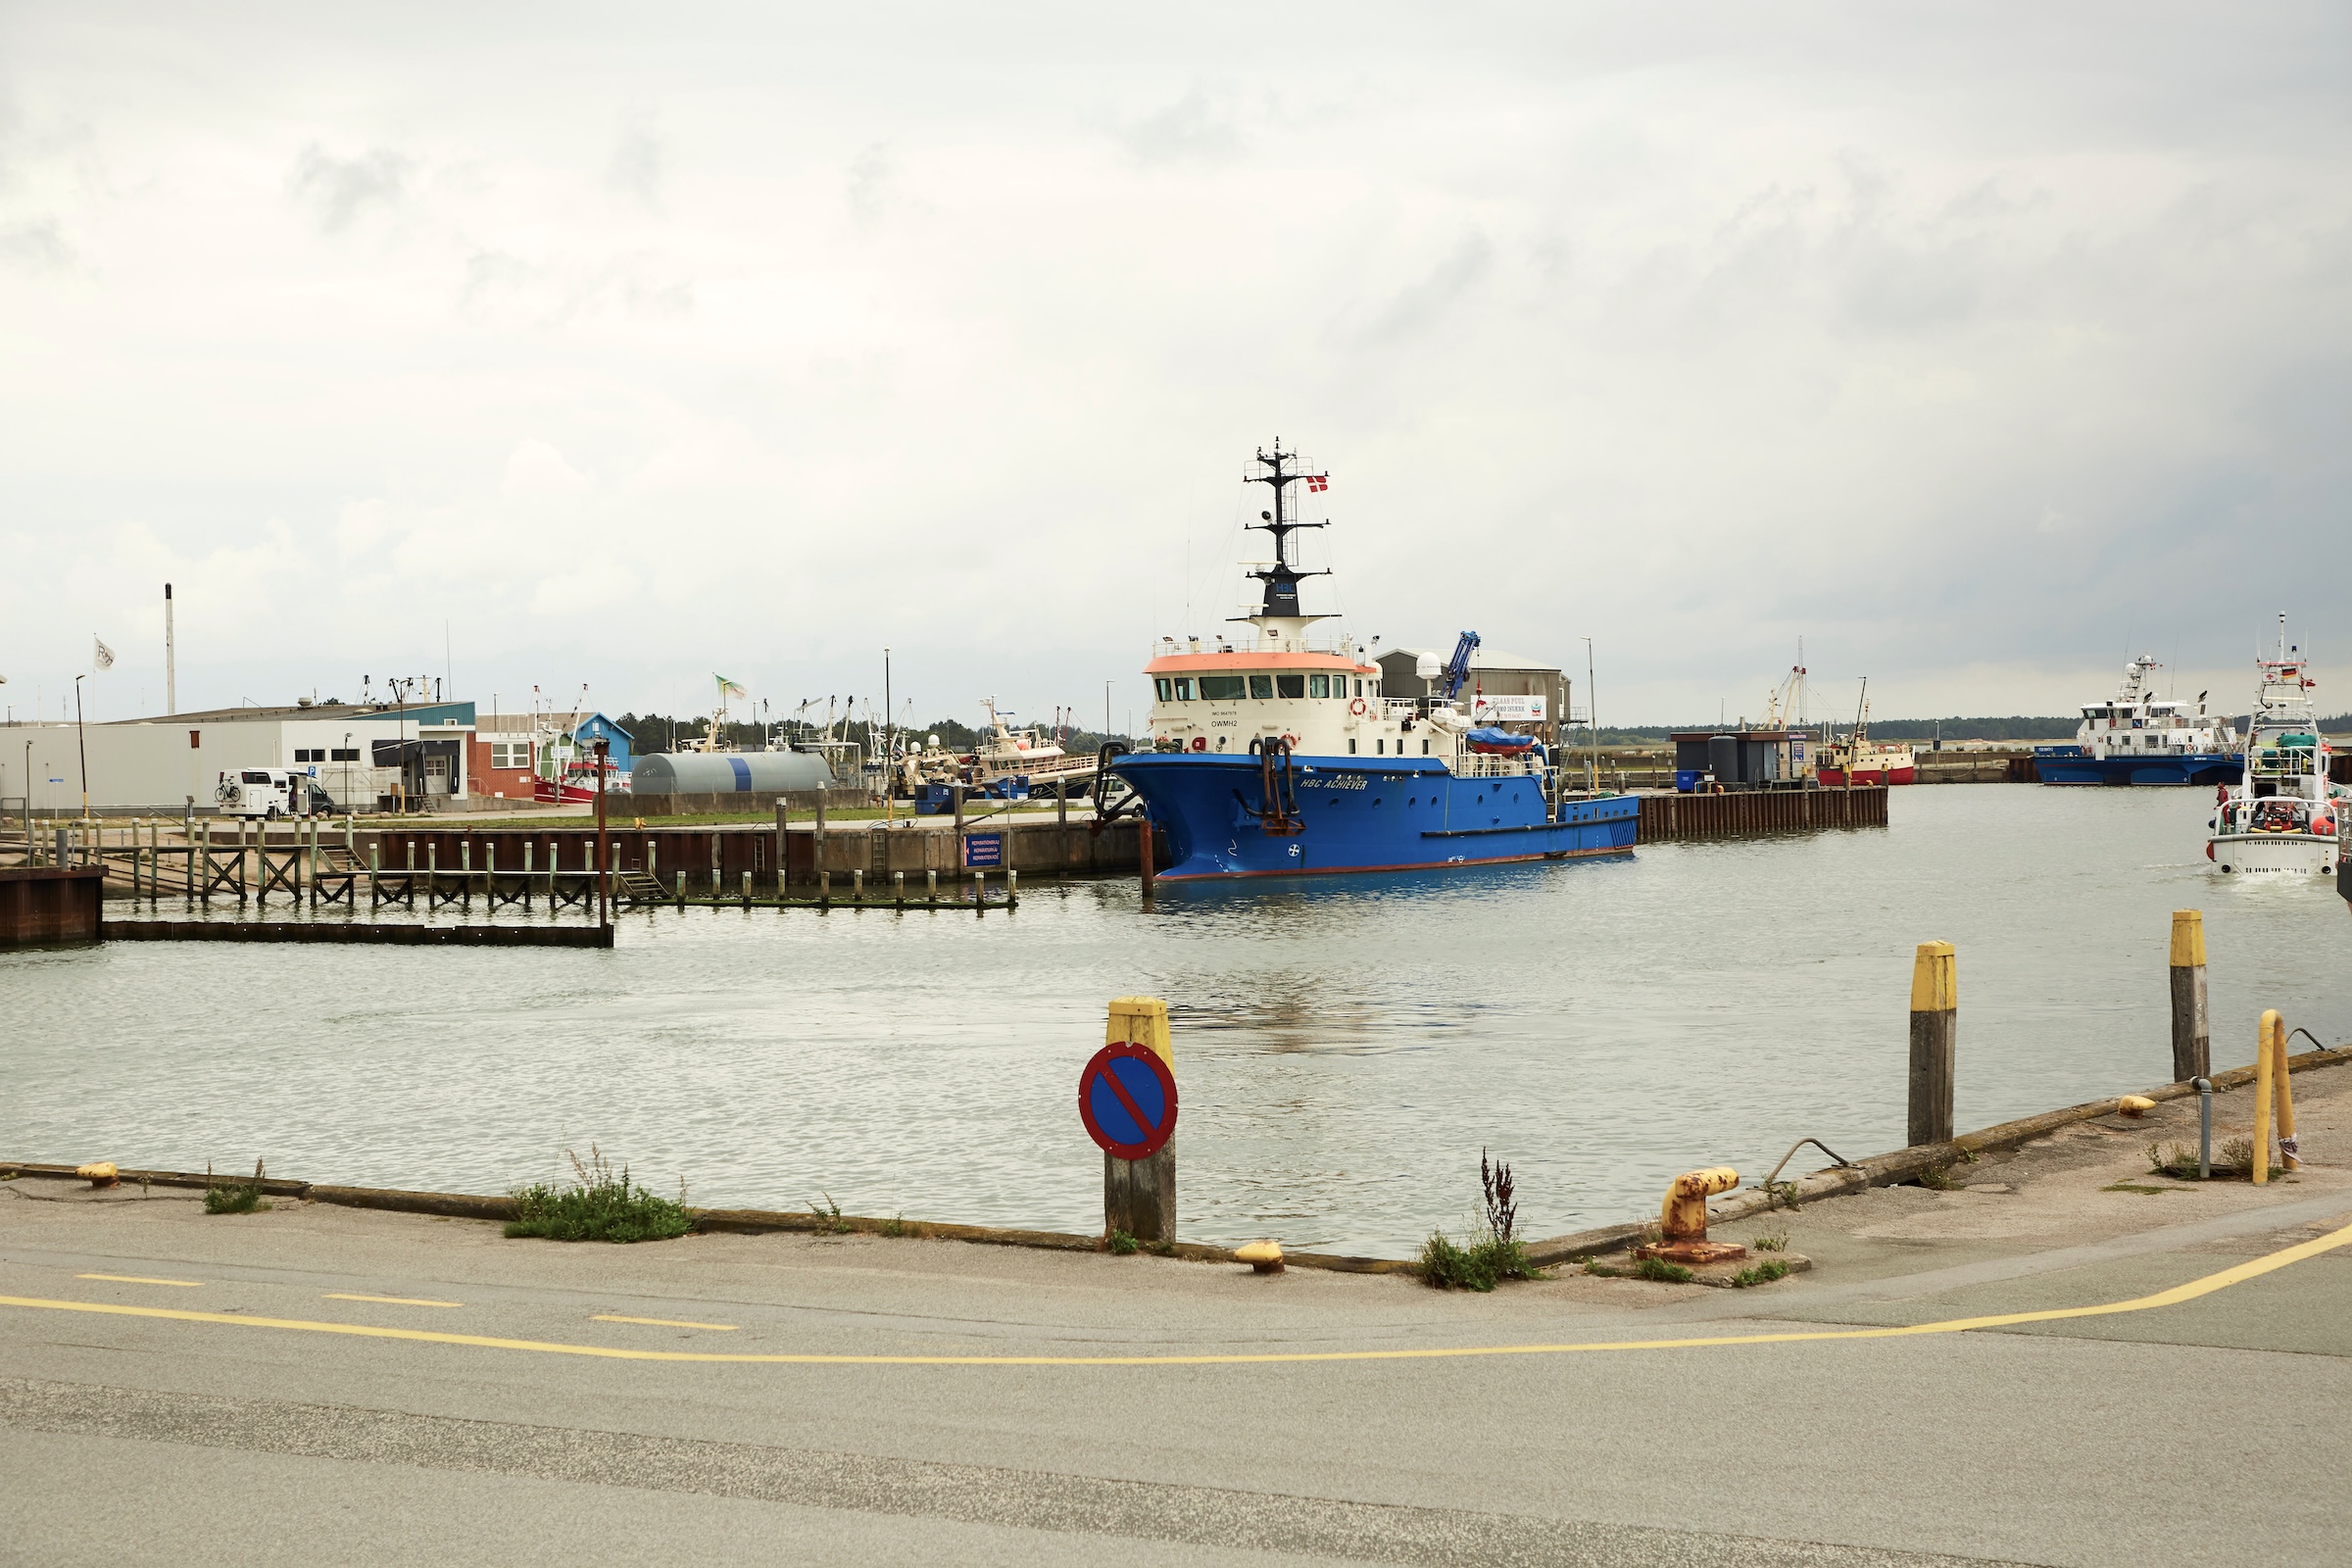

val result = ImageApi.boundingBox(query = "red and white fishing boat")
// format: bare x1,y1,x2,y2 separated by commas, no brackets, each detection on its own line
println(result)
1816,683,1915,786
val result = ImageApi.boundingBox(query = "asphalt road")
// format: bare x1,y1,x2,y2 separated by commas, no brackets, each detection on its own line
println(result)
3,1070,2346,1567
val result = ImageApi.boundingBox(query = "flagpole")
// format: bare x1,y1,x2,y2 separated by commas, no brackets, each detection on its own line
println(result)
74,674,88,823
883,647,893,827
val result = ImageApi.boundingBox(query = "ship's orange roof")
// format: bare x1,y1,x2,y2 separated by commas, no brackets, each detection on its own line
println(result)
1145,652,1368,674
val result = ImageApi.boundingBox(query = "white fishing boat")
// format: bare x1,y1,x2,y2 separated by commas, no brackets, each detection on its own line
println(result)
2208,616,2343,876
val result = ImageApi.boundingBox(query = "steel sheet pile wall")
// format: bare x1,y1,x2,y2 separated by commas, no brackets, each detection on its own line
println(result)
1636,786,1887,843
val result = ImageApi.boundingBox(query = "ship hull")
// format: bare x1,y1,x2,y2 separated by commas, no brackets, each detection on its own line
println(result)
2033,748,2239,787
1109,753,1638,880
1817,764,1915,787
2210,832,2338,875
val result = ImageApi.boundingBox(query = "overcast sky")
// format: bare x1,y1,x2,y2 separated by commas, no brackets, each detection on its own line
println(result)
3,4,2347,734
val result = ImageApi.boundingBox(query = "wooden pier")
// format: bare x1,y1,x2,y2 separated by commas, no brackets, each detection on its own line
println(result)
1636,785,1887,842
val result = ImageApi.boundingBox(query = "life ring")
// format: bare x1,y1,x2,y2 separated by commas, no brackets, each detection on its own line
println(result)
1190,736,1206,753
1348,698,1367,716
2205,841,2216,860
1280,733,1299,751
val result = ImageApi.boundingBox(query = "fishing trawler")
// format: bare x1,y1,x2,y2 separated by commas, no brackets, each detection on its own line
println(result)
1815,684,1915,786
2209,618,2343,875
1104,443,1638,880
2033,655,2238,786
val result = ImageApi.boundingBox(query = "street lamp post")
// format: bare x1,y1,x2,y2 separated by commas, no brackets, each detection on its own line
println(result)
74,674,89,825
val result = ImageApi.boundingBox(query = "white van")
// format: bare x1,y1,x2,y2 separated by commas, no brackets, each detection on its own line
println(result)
215,768,339,819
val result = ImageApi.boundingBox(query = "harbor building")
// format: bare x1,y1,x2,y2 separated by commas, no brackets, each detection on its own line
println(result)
0,701,477,815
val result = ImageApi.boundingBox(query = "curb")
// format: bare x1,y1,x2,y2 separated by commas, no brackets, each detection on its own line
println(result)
13,1046,2340,1276
1526,1044,2352,1259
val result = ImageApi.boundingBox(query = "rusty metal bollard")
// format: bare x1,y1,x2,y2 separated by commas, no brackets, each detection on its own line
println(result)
1636,1167,1745,1267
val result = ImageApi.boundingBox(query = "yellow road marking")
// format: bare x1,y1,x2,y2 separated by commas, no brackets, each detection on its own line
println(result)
76,1273,202,1289
592,1314,739,1331
14,1221,2346,1367
323,1294,464,1308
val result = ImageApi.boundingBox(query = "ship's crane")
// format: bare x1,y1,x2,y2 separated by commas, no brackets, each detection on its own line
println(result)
1438,631,1482,701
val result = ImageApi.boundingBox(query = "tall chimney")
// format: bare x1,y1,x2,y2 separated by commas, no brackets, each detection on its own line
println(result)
165,582,176,714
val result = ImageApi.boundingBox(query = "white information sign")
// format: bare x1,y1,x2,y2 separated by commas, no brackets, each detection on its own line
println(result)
1469,694,1547,723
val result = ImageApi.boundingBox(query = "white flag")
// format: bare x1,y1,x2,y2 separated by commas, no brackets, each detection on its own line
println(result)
93,636,116,671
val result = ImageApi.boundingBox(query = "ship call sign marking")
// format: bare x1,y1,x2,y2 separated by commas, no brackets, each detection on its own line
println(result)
1078,1042,1178,1160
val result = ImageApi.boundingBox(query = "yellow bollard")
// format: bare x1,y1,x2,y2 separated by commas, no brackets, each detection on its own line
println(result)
2252,1009,2277,1184
2270,1011,2299,1172
1661,1166,1740,1243
1634,1168,1746,1266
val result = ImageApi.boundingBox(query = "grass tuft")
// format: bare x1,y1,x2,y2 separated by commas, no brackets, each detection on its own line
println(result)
506,1146,691,1244
204,1159,270,1216
808,1193,851,1235
1730,1259,1791,1289
1631,1256,1694,1284
1749,1231,1788,1252
1106,1229,1139,1256
1419,1231,1539,1291
1916,1165,1956,1191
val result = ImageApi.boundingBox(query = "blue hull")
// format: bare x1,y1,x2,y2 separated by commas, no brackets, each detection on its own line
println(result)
2032,748,2239,787
1108,753,1639,880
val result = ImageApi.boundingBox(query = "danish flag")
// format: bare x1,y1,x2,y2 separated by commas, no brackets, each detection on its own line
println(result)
1307,473,1329,492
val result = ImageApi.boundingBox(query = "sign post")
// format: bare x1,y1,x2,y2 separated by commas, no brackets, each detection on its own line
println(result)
1081,997,1177,1246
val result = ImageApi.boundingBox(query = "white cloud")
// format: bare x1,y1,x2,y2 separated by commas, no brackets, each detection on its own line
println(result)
0,4,2346,726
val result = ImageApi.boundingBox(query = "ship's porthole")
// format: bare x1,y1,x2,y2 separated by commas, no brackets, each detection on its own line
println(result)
1373,799,1382,808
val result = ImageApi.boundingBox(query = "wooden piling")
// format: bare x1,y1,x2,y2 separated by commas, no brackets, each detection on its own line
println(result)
2169,909,2209,1082
1102,998,1176,1246
1907,941,1957,1147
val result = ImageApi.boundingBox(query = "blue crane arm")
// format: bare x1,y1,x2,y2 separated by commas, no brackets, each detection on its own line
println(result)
1440,631,1481,700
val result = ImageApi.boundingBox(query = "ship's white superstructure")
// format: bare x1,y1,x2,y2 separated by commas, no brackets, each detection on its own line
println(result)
2209,617,2343,875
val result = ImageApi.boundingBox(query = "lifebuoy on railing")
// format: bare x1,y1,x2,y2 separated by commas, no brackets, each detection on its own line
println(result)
1348,698,1367,716
1190,736,1207,753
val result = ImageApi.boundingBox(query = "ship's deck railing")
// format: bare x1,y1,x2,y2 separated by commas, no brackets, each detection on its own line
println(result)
1450,753,1544,779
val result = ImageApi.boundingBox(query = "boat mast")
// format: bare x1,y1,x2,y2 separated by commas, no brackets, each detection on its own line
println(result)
1240,441,1329,621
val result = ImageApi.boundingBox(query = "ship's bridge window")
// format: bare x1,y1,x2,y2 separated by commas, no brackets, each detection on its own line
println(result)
1249,675,1274,700
1154,678,1172,701
1173,677,1193,701
1276,674,1304,699
1309,674,1330,698
1199,675,1246,701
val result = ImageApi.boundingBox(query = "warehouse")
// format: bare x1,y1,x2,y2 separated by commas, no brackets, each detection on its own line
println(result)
0,700,476,815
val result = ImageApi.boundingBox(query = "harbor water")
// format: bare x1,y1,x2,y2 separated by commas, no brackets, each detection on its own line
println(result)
5,786,2346,1257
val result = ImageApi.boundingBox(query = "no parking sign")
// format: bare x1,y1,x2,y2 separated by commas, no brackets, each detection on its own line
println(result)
1078,1041,1178,1160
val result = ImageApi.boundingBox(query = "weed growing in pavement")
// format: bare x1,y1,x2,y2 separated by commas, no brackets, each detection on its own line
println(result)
204,1159,270,1215
2147,1142,2203,1180
1749,1232,1788,1252
1630,1256,1694,1284
879,1214,911,1239
506,1146,691,1244
1761,1179,1802,1210
1419,1150,1541,1291
1916,1165,1956,1191
2100,1181,2171,1196
1106,1229,1140,1255
2210,1136,2287,1182
1730,1260,1791,1289
808,1193,851,1234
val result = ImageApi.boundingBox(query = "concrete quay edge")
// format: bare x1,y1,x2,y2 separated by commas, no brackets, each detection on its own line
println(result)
13,1045,2341,1275
1526,1043,2352,1262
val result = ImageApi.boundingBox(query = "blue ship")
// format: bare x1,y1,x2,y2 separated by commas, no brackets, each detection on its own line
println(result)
2033,655,2239,786
1105,442,1638,881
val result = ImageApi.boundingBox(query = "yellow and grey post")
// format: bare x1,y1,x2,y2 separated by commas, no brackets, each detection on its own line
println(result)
1907,941,1957,1147
2169,909,2209,1082
1102,996,1175,1246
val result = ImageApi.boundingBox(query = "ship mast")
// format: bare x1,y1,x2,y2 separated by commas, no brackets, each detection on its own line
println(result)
1239,440,1330,622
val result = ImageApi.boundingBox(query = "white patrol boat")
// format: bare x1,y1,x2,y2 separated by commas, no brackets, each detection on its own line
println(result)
2034,655,2239,786
2209,616,2343,876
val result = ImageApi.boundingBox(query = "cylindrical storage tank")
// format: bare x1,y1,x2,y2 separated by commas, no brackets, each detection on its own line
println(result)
629,752,835,795
1707,734,1739,785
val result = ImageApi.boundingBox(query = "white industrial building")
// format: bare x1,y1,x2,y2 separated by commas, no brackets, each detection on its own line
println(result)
0,700,479,815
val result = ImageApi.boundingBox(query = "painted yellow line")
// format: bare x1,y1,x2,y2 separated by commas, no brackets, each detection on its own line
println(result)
76,1273,202,1289
592,1314,739,1332
11,1221,2345,1367
323,1293,464,1308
